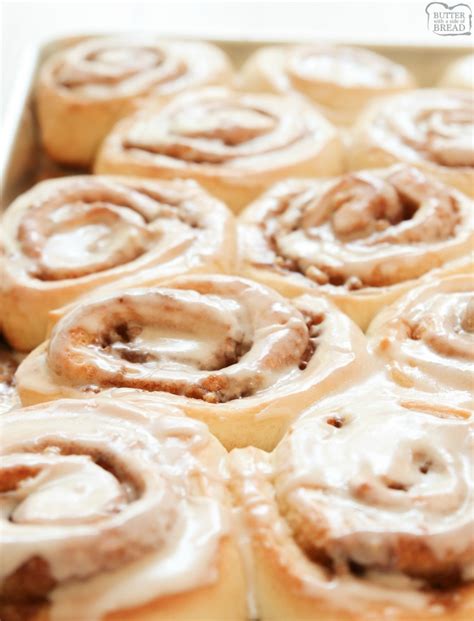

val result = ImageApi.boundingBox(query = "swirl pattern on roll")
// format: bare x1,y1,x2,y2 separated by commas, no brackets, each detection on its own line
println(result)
350,90,474,197
45,37,231,100
369,274,474,402
239,165,473,329
230,389,474,615
0,396,229,620
95,87,344,212
239,44,415,125
15,276,371,450
0,175,235,351
36,37,233,166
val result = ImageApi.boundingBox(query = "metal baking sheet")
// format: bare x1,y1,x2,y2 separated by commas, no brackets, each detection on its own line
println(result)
1,33,470,209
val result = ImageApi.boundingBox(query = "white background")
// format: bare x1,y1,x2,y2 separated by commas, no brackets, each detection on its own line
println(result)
1,0,472,121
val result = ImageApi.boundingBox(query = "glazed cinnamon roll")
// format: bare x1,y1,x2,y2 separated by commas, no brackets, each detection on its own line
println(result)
349,89,474,197
230,388,474,620
239,44,416,126
15,276,371,450
368,274,474,407
95,87,344,212
439,54,474,89
239,165,474,330
36,37,233,166
0,395,246,621
0,175,235,351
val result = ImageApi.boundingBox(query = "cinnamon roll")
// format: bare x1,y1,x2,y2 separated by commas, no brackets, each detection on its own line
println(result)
15,275,371,450
368,273,474,407
349,89,474,197
230,387,474,620
439,54,474,90
239,44,416,126
95,87,344,212
36,37,233,167
0,175,235,351
0,394,246,621
239,165,474,330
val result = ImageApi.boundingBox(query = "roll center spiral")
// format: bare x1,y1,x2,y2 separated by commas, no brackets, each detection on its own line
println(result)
47,281,314,402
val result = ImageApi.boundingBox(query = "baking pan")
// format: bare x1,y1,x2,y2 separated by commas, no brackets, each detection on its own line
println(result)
1,33,471,209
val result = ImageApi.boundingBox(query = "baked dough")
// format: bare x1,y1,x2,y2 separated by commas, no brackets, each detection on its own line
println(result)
95,87,344,212
36,37,233,166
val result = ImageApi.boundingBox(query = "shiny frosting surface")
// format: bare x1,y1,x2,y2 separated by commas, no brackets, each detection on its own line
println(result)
231,382,474,612
240,165,473,291
112,87,337,171
2,175,233,285
370,274,474,400
43,276,356,402
0,395,228,619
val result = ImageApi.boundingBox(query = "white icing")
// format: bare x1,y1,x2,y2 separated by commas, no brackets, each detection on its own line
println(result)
45,278,312,400
368,90,474,168
2,176,233,285
230,378,474,613
277,399,473,564
241,165,474,290
50,498,224,621
369,274,474,401
232,506,258,621
288,46,410,88
0,396,228,618
121,87,336,170
48,37,229,100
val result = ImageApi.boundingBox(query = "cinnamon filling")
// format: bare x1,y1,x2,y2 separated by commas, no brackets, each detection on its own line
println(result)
461,298,474,333
417,107,474,168
15,180,205,282
406,292,474,361
58,46,165,88
0,437,173,610
54,39,188,96
258,167,462,289
0,450,140,607
0,352,18,388
100,320,253,374
123,104,279,163
0,556,56,603
271,398,473,596
47,284,320,403
121,92,309,165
